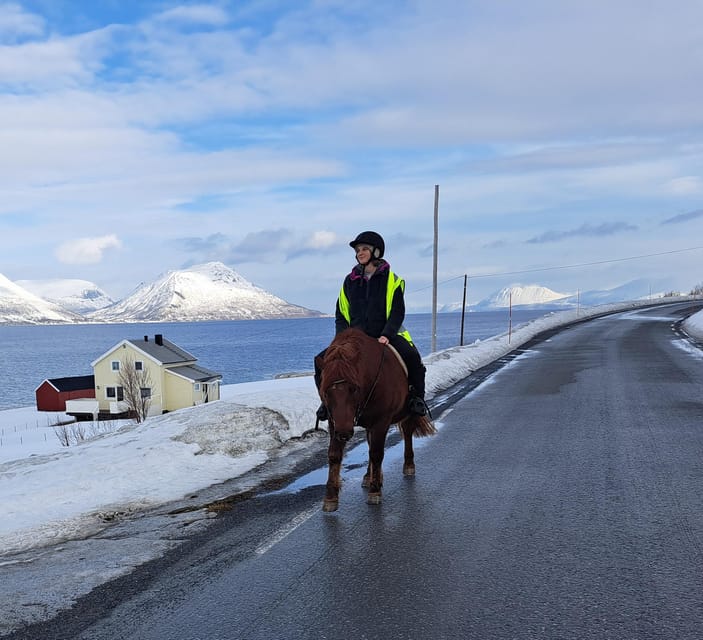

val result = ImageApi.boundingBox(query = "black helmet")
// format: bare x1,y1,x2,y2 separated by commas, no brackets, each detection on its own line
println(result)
349,231,385,259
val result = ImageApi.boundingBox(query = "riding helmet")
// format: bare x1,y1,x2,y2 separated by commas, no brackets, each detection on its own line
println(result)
349,231,385,259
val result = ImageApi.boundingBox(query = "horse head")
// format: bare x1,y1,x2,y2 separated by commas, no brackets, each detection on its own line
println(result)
319,329,375,443
323,379,360,442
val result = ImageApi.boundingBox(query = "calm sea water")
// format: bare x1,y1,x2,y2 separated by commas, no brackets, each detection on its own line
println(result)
0,310,548,410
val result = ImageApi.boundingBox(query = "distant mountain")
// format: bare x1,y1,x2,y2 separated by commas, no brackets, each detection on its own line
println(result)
16,279,114,314
439,279,673,313
0,274,84,324
473,284,568,310
89,262,323,322
560,278,670,306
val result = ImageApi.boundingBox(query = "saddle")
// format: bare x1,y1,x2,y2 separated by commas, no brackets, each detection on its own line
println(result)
385,342,408,377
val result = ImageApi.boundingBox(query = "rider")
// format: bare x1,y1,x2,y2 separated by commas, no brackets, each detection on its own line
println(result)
315,231,427,419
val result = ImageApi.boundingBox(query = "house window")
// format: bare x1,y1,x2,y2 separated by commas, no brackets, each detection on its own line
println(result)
106,386,124,401
140,387,151,398
111,361,120,372
135,361,144,371
194,383,201,391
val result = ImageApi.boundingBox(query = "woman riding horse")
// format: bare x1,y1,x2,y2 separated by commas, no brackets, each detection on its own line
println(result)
316,328,436,511
314,231,427,420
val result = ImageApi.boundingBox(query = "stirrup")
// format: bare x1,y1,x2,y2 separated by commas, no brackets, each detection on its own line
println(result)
408,396,427,416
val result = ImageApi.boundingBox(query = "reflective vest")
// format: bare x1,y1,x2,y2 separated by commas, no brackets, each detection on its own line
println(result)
338,270,414,344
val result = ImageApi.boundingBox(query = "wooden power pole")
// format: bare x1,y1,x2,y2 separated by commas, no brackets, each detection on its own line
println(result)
432,185,439,353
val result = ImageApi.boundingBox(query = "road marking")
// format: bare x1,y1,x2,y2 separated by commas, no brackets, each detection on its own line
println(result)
254,504,320,555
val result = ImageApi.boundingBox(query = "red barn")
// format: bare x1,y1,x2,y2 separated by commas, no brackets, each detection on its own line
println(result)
35,375,96,412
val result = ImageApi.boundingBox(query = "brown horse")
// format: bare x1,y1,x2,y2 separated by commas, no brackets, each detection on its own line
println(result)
315,328,436,512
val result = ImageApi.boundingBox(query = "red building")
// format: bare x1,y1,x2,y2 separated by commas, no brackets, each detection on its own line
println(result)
35,375,96,412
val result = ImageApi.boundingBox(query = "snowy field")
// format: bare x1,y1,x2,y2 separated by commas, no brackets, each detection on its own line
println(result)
1,299,702,558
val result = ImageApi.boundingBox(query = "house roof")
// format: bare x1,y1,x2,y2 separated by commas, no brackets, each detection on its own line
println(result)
126,336,196,364
167,364,222,383
41,375,95,393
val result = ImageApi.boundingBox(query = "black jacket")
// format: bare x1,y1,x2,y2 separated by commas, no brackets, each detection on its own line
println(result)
334,260,405,339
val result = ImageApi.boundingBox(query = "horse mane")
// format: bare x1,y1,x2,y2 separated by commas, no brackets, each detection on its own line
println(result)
321,329,376,391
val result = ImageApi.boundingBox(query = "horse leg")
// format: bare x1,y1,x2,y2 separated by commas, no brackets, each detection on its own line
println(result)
366,428,388,505
362,431,371,488
401,419,416,476
323,433,345,512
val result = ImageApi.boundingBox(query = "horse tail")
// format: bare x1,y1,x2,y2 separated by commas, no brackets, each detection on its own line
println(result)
399,414,437,438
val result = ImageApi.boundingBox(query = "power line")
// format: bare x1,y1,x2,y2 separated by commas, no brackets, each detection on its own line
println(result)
410,245,703,294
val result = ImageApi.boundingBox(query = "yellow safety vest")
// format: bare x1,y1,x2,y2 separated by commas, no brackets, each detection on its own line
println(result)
338,270,414,344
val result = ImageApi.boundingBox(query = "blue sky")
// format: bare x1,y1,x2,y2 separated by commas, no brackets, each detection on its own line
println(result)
1,0,702,313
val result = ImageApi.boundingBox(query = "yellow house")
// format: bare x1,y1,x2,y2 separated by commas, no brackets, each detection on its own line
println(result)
86,334,222,418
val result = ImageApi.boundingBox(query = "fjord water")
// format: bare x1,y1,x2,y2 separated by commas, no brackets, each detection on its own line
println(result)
0,310,549,410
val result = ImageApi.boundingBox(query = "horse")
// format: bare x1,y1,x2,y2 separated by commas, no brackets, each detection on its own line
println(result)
315,328,437,512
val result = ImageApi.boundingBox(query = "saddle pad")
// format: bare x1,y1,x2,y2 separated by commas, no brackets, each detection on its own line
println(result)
385,343,408,377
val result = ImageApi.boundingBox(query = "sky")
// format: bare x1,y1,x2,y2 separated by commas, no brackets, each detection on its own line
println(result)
1,1,703,314
1,299,702,631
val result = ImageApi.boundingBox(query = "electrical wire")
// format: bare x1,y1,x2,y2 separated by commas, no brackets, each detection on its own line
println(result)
409,245,703,294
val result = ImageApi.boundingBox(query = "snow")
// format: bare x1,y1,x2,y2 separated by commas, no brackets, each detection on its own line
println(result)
1,299,702,558
16,278,114,314
88,261,321,322
478,284,568,307
0,274,80,324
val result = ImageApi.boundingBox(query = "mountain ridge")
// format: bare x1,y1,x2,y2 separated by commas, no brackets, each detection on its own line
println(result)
0,274,84,324
16,279,115,315
88,262,323,322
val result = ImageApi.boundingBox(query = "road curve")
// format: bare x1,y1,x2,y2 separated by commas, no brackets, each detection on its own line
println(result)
8,302,703,640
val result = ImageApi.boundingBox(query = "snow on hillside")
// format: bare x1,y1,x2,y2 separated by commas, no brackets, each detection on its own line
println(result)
474,284,569,309
89,262,323,322
16,279,114,314
0,274,82,324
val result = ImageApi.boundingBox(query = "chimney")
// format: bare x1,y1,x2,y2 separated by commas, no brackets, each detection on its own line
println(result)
155,334,163,346
144,335,148,342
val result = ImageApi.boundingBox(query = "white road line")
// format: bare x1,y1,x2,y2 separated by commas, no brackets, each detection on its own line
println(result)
254,504,321,556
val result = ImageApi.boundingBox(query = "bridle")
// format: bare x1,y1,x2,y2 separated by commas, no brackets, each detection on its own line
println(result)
327,345,387,428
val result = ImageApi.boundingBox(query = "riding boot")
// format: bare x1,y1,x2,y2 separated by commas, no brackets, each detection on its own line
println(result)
314,349,329,421
407,391,427,416
316,403,329,421
407,364,427,416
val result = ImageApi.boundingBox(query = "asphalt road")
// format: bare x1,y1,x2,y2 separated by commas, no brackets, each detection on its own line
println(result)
8,302,703,640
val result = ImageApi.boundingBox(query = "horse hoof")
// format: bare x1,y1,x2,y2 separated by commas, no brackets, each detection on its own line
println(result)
367,493,382,505
403,464,416,476
361,475,370,489
322,499,339,512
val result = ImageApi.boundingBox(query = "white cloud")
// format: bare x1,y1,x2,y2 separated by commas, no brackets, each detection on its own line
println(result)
152,5,230,27
665,176,703,195
0,3,44,41
308,231,337,249
55,235,122,264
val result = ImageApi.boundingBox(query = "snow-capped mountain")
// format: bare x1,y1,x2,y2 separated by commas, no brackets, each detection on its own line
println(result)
473,284,570,310
440,279,674,312
0,274,84,324
16,279,114,315
559,278,670,306
89,262,323,322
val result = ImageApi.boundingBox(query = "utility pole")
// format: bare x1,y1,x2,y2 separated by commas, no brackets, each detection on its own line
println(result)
460,274,467,346
432,185,439,353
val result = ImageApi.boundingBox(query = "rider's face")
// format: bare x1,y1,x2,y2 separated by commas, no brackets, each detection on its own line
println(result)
355,244,373,264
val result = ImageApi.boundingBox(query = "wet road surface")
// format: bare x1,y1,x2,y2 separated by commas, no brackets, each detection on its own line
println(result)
6,302,703,640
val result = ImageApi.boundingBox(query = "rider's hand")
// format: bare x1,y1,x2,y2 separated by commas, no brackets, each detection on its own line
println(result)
378,336,389,345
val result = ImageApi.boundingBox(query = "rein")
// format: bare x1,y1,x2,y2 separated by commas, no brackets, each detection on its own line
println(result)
354,344,386,425
325,340,387,429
